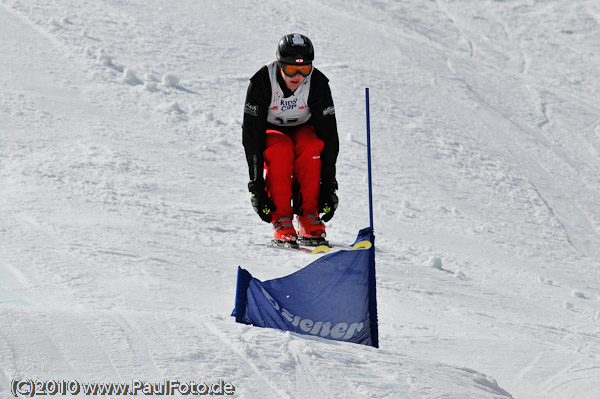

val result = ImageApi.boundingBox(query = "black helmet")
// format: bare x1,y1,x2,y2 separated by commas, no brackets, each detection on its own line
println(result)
276,33,314,65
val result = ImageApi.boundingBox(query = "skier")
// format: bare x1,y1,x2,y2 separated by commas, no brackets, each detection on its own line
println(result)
243,33,339,244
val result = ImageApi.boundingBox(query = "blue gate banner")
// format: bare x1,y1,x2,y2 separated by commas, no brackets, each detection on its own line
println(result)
232,228,378,347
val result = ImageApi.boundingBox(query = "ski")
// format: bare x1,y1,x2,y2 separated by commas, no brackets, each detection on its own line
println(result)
260,239,372,254
265,240,330,254
297,236,329,247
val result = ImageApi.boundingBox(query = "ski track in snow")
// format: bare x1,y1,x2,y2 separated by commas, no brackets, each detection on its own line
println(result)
2,0,600,398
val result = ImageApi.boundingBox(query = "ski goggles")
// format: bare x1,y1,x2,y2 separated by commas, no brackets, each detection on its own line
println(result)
280,63,312,77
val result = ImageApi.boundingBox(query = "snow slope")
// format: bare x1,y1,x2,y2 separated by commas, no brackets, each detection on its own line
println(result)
1,0,600,398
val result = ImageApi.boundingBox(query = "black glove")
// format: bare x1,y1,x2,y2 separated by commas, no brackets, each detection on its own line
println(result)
248,181,276,223
319,180,338,222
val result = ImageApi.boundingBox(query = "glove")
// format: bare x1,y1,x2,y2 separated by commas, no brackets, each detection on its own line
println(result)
248,180,276,223
319,180,338,222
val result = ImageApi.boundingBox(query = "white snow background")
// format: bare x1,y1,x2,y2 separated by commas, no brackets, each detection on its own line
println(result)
1,0,600,398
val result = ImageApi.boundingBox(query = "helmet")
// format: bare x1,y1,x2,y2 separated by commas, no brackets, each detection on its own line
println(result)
276,33,314,65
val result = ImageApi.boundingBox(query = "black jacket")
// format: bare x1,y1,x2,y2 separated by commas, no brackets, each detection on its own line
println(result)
242,65,339,188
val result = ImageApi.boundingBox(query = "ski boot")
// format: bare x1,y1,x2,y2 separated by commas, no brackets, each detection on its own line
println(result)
297,214,328,246
272,217,298,246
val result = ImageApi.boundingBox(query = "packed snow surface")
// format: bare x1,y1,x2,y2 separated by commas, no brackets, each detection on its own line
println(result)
1,0,600,398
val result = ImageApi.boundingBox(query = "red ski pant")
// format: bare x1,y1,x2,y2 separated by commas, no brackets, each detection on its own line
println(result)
264,126,324,223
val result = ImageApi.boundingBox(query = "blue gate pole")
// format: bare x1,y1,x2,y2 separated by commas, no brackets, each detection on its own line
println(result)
365,88,378,348
365,88,374,231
